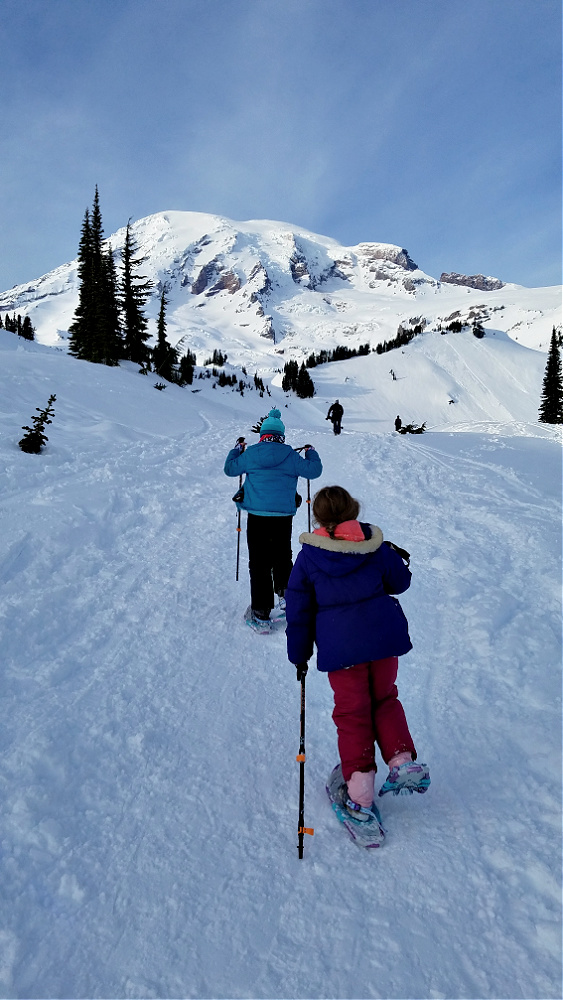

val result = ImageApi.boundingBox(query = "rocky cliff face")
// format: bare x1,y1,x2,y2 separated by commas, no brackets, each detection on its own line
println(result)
440,272,505,292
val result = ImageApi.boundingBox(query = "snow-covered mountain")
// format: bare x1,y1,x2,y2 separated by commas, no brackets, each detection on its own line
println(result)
1,211,560,373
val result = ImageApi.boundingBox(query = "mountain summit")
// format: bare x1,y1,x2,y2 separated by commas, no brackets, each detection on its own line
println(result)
0,211,559,365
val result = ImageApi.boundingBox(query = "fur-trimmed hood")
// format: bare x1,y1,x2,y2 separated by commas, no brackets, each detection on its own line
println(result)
299,524,383,554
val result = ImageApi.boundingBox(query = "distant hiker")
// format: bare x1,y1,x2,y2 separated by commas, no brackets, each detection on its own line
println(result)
394,415,402,432
326,399,344,435
224,408,322,633
285,485,430,828
390,369,397,381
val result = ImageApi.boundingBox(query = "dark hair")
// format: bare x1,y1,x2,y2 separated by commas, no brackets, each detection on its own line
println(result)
312,486,360,537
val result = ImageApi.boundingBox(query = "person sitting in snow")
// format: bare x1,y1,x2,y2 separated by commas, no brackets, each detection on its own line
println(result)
326,399,344,435
224,408,322,633
285,484,430,829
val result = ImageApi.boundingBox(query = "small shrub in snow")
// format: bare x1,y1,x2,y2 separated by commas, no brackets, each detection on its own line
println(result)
19,394,56,454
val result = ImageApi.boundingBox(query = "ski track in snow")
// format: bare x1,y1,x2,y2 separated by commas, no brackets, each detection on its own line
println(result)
0,365,561,998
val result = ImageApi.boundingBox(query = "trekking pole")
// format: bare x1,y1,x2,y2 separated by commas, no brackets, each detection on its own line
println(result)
296,669,314,858
294,446,312,532
235,474,242,581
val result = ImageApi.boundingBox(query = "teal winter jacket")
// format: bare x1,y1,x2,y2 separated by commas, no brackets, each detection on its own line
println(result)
224,441,322,516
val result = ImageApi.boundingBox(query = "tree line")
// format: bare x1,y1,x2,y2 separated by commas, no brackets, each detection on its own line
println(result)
305,343,371,367
69,187,152,366
281,360,315,398
1,313,36,340
68,188,197,385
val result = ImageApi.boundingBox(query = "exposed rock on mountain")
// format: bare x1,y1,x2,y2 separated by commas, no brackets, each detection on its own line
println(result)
440,272,505,292
357,243,418,271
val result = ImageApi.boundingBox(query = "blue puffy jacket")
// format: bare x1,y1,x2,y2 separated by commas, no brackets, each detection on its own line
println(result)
224,441,322,516
285,524,412,671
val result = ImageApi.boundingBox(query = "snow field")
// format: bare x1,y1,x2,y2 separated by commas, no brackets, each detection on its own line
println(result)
0,333,561,999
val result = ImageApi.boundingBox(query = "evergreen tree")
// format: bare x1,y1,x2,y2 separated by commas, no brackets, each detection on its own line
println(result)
295,363,315,398
91,189,122,364
99,245,122,365
2,312,34,339
178,349,197,385
19,394,56,453
21,316,35,341
538,327,563,424
203,348,228,366
152,289,178,382
253,372,265,395
68,208,95,359
282,359,299,392
121,220,152,364
68,188,121,364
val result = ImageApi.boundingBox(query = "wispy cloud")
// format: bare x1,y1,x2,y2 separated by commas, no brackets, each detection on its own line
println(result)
0,0,560,288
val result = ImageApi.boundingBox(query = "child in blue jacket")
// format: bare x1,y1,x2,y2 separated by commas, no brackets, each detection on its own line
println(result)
224,408,322,632
285,485,429,823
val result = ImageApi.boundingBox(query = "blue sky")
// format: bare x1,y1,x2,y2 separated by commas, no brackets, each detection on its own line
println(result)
1,0,561,289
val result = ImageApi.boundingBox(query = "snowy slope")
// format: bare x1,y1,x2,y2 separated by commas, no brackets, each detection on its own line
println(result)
1,211,560,367
0,330,561,999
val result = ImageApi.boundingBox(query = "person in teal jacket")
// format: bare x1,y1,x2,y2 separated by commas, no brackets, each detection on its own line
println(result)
224,408,322,632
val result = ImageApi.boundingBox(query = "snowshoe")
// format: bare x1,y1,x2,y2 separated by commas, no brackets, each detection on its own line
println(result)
244,606,272,634
271,596,286,623
378,761,430,797
326,764,386,849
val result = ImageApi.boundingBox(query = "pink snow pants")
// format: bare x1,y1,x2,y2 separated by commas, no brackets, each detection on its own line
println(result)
327,657,416,782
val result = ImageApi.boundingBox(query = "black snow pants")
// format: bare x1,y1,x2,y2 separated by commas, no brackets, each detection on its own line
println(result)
247,513,294,613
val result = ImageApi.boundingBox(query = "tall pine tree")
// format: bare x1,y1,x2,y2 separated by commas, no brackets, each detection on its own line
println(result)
69,188,121,364
99,244,122,365
68,208,95,359
295,363,315,398
178,349,197,385
121,221,152,364
91,188,122,365
21,316,35,341
152,289,178,382
538,327,563,424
